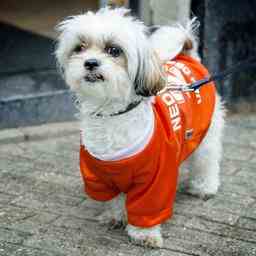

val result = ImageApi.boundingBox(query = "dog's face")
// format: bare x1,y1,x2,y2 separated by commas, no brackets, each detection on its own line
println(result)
55,8,164,109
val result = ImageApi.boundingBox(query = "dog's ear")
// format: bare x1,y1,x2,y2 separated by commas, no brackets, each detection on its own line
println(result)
135,50,165,97
182,38,193,51
55,16,77,73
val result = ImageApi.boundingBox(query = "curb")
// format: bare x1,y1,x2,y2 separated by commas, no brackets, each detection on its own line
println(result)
0,89,77,129
0,121,79,145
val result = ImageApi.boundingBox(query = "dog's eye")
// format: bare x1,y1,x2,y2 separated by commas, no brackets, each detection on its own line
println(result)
74,43,87,53
105,45,122,57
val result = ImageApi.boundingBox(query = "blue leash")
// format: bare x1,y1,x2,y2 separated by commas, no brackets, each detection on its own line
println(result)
171,56,256,92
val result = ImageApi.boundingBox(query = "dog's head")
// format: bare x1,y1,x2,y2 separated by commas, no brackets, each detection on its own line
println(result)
55,7,164,109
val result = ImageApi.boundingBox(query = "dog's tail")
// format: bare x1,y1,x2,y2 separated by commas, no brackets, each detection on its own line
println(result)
149,18,200,63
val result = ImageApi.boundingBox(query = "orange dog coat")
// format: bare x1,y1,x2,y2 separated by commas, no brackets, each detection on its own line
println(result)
80,54,216,228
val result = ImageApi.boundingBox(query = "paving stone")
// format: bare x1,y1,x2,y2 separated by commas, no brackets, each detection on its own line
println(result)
220,159,240,176
0,192,16,204
0,205,36,227
224,124,256,148
131,250,192,256
18,121,78,142
12,247,64,256
8,210,58,234
219,179,256,198
0,242,19,256
34,180,83,198
0,143,27,156
0,115,255,255
184,216,256,243
0,227,32,244
53,215,89,230
11,191,84,215
0,128,23,143
24,225,139,256
223,144,254,162
241,202,256,219
16,132,79,152
237,217,256,231
235,168,256,180
175,193,204,207
174,202,240,225
67,199,103,221
221,159,256,174
203,193,254,216
0,170,40,195
0,134,79,161
164,226,256,256
0,155,38,175
228,114,256,129
250,154,256,164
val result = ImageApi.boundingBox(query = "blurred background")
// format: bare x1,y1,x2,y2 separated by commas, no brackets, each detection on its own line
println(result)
0,0,256,129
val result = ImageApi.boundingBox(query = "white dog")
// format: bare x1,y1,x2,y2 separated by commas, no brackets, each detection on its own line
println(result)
55,7,225,248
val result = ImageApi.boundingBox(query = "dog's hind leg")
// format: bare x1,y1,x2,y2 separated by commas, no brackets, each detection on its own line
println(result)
186,95,225,199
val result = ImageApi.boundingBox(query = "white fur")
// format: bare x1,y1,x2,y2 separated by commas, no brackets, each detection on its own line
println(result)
185,94,226,197
150,18,201,62
55,7,225,248
97,194,127,226
126,224,163,248
56,7,160,112
80,98,154,159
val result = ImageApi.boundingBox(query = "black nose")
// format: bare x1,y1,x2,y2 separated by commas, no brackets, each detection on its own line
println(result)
84,59,100,71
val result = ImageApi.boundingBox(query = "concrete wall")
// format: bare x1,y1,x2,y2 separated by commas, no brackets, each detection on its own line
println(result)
0,0,98,38
0,1,100,128
192,0,256,111
141,0,191,25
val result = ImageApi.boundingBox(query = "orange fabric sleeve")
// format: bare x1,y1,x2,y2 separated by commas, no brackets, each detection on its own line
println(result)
80,146,120,201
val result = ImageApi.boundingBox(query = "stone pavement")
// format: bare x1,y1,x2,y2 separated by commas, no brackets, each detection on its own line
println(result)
0,114,256,256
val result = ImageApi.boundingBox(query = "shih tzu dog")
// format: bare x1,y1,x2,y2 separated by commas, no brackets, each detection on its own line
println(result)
55,7,225,248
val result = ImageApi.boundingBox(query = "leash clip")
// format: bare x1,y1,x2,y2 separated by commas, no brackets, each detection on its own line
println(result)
180,85,195,92
166,84,195,92
166,77,212,92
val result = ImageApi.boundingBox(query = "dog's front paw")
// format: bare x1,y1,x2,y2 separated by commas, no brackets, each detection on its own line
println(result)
126,224,163,248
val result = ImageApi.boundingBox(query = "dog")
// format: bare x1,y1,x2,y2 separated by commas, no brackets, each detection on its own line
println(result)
55,7,225,248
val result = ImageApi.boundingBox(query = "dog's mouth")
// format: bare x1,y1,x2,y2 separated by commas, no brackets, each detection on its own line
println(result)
84,73,105,83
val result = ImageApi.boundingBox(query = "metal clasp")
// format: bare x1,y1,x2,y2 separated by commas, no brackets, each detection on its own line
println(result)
165,84,195,92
